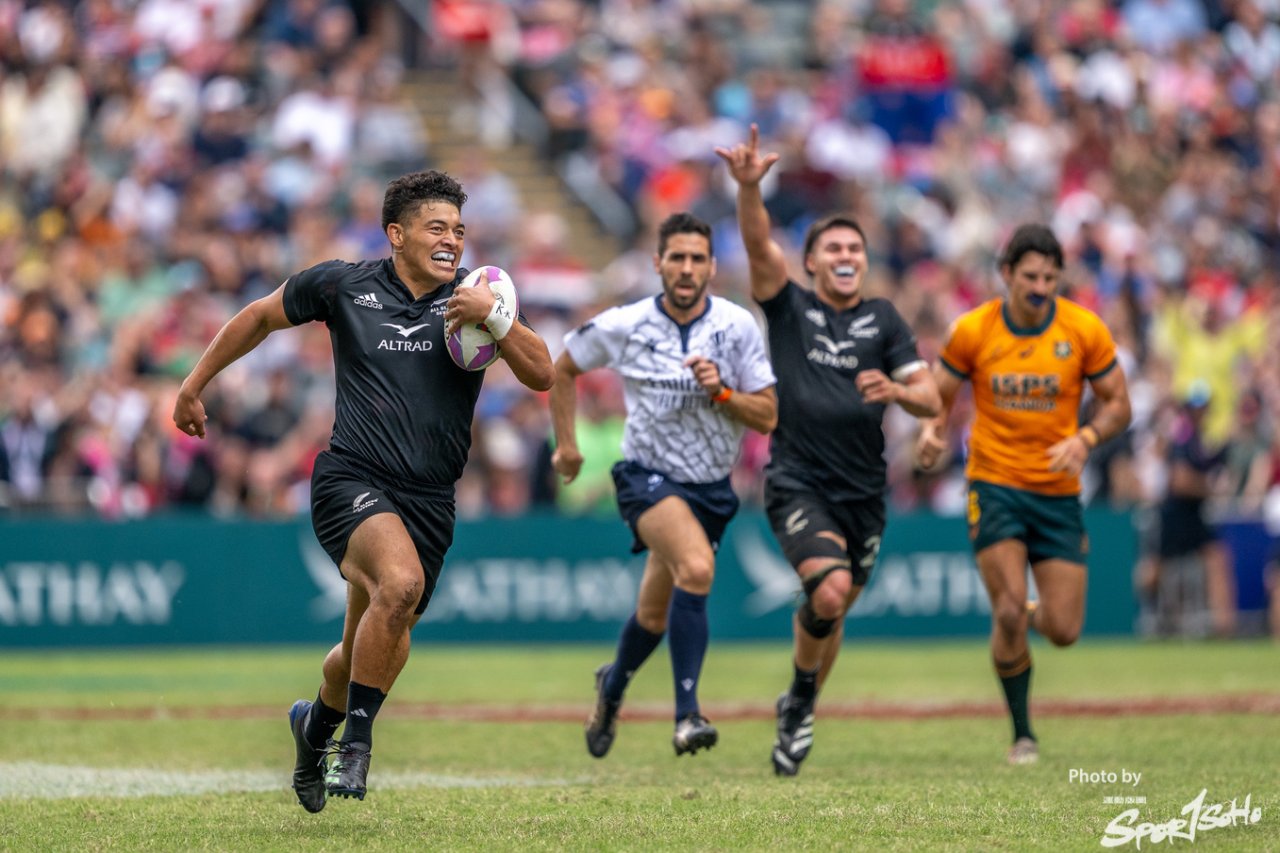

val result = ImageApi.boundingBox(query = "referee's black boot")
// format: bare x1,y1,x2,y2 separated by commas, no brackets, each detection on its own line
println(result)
585,663,621,758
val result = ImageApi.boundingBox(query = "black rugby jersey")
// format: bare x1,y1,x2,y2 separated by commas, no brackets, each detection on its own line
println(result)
758,280,922,500
283,258,488,489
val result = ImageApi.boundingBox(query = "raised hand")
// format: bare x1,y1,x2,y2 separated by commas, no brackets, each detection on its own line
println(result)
714,123,781,186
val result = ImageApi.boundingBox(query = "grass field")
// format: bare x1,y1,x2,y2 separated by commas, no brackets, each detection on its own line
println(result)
2,639,1277,851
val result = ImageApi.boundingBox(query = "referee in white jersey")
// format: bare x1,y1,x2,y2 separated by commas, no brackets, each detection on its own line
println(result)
550,212,778,758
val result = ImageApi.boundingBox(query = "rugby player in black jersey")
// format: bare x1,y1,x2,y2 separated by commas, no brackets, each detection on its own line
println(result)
717,127,940,776
173,170,553,808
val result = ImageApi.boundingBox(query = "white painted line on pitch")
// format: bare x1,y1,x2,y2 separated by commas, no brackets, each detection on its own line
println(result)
0,763,578,800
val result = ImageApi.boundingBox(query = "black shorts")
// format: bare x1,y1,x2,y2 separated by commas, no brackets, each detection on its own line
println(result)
764,482,886,586
611,460,740,554
310,449,456,614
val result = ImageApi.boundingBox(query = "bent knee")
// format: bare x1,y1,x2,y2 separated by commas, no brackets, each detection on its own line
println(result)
992,599,1028,635
1042,620,1081,647
375,567,425,616
672,554,715,594
811,578,851,621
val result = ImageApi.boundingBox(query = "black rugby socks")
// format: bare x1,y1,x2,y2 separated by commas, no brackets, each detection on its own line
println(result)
304,690,346,749
790,662,820,704
341,681,388,749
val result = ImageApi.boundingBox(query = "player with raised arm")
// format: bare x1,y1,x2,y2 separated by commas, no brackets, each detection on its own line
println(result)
915,223,1132,765
551,212,777,758
716,127,941,776
172,170,554,809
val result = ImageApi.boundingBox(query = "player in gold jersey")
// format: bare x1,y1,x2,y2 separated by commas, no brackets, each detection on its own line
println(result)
916,224,1132,765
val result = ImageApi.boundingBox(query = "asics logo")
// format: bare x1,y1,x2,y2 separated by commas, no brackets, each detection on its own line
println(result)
814,334,857,354
354,292,383,309
785,509,809,537
352,492,378,512
381,322,431,338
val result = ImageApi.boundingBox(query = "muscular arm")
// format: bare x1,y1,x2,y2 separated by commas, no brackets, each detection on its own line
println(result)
897,368,942,418
173,284,294,438
718,385,778,435
715,124,788,303
498,321,555,392
684,354,777,434
446,271,554,391
857,364,941,418
548,351,586,483
1046,364,1133,476
1083,366,1133,446
914,364,965,470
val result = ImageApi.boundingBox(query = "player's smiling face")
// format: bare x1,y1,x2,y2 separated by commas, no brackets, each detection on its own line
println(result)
807,226,866,308
655,232,716,319
388,200,464,289
1002,251,1060,325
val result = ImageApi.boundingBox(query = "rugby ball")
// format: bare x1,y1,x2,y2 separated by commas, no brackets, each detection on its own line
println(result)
446,266,519,371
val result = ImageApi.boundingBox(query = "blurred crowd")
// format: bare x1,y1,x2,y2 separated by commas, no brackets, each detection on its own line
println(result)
3,0,1280,594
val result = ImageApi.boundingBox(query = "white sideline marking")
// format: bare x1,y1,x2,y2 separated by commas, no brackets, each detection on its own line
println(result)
0,763,574,800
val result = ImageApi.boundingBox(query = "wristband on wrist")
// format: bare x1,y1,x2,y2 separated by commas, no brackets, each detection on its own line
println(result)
712,386,733,403
1079,424,1100,450
483,294,516,341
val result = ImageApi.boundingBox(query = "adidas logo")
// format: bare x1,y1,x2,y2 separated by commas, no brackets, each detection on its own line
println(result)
349,708,369,718
354,292,383,309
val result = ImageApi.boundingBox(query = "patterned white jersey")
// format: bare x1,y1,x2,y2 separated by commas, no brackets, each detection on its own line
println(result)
564,295,776,483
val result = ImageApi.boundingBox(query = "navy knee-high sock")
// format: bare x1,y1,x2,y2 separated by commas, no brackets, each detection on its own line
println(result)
668,588,709,720
602,614,664,703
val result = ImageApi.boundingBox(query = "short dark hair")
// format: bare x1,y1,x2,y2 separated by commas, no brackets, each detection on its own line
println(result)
802,215,867,260
657,212,713,256
382,170,468,231
1000,224,1063,270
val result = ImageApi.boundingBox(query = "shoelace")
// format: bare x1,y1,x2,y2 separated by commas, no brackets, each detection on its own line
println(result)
324,739,369,766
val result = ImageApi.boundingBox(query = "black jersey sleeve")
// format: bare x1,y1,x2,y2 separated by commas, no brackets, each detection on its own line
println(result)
879,300,923,374
282,260,350,325
756,279,799,320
